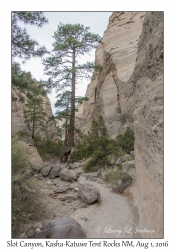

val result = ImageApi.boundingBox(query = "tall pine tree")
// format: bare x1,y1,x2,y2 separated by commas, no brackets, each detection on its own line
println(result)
43,23,102,148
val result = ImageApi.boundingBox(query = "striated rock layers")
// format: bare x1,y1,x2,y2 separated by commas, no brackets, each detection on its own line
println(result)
12,86,57,139
76,12,163,238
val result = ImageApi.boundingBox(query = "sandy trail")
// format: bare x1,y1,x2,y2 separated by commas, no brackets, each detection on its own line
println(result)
27,161,140,239
70,175,140,238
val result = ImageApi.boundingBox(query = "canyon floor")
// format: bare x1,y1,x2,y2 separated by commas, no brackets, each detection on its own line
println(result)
23,160,141,239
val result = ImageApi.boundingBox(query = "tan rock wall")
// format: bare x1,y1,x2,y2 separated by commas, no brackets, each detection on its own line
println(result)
76,11,163,238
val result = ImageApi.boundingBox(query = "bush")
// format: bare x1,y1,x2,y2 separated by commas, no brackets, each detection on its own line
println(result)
34,136,66,159
12,133,46,237
12,133,30,174
116,127,135,153
83,150,110,173
69,117,135,173
105,169,132,193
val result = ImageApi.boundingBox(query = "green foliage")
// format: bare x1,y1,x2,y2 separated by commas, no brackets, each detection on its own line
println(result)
55,90,89,145
69,117,135,172
12,133,45,237
83,150,110,173
12,62,46,100
116,127,135,153
42,23,102,148
34,136,66,159
42,23,102,91
105,169,133,193
69,116,108,161
12,133,30,174
107,139,126,158
70,116,112,171
12,12,48,61
24,96,47,139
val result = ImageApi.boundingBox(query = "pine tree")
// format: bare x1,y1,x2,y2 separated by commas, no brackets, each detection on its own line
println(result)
12,11,48,61
12,62,46,102
55,90,88,145
42,23,102,148
24,96,47,140
55,91,71,145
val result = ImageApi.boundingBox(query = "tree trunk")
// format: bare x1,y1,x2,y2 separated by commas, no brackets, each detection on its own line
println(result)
64,107,68,145
68,47,76,149
32,104,36,140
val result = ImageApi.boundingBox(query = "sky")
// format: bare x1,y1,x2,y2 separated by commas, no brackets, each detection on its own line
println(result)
15,12,113,114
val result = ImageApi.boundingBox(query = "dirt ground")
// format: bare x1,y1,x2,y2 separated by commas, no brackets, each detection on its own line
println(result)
22,162,141,239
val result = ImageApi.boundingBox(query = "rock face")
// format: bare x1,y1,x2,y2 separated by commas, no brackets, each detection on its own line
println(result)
76,12,163,238
37,217,86,238
18,140,44,169
77,182,101,205
12,86,57,139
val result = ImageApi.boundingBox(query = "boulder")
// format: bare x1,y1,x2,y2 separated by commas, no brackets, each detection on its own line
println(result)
27,145,44,169
54,184,69,193
35,230,50,238
69,162,81,169
59,169,78,181
38,173,44,180
97,170,102,178
116,154,134,165
27,229,35,238
49,165,61,179
85,172,98,181
85,171,102,182
31,164,43,173
41,165,52,177
36,217,86,238
112,174,133,194
116,157,123,165
122,160,135,172
130,151,134,156
77,182,100,205
59,194,77,202
122,154,132,162
81,217,88,221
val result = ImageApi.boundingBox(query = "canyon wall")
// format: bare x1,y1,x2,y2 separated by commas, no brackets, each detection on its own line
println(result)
77,12,163,238
12,86,58,140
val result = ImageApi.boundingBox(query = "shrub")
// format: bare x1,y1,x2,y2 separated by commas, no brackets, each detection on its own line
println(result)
116,127,135,153
105,169,132,193
12,133,46,237
34,136,66,159
12,133,30,174
69,117,135,173
83,150,110,173
69,116,109,164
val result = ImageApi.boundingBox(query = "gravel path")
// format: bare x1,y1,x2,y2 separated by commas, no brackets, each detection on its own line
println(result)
70,175,140,238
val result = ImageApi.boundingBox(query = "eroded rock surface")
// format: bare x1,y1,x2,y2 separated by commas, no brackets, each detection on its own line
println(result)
75,11,163,238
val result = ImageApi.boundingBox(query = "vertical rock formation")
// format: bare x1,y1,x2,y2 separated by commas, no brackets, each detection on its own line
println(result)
76,12,163,238
12,86,58,139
